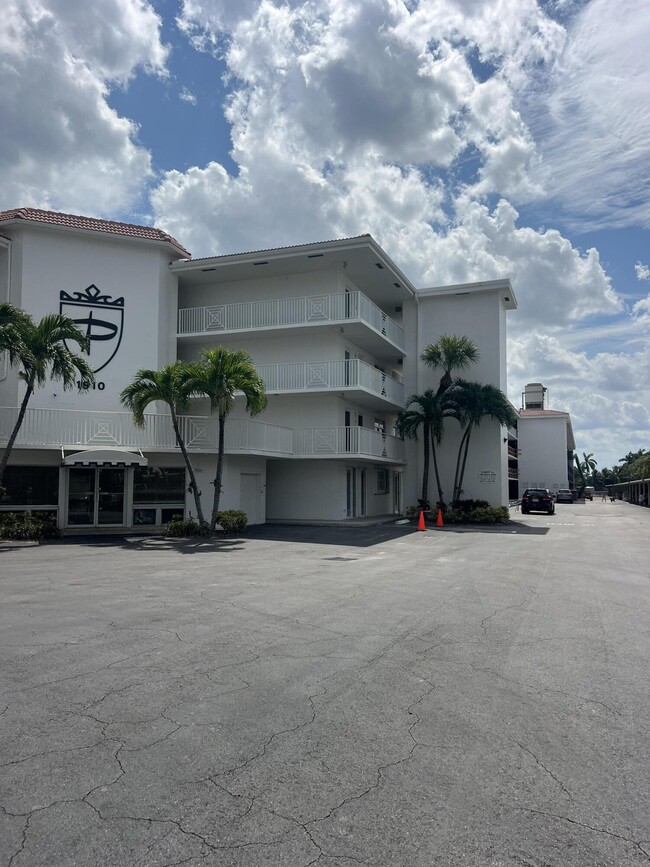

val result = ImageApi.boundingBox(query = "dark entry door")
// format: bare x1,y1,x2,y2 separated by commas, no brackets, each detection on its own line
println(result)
97,468,125,525
67,467,126,526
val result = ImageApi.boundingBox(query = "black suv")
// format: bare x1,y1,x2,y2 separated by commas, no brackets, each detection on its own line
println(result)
521,488,555,515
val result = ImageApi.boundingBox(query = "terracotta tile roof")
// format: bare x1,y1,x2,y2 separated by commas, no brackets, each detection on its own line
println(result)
519,409,570,416
0,207,191,258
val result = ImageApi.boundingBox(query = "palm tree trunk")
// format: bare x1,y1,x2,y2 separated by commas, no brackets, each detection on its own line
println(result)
430,431,444,506
421,420,430,505
210,412,226,530
451,426,469,503
456,425,473,502
0,382,34,487
170,410,207,526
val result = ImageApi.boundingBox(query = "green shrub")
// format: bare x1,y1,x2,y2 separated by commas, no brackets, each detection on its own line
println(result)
216,509,248,534
443,505,509,525
450,498,491,514
0,511,60,540
165,516,211,537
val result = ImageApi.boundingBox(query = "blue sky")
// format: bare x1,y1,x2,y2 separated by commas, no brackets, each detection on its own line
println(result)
1,0,648,469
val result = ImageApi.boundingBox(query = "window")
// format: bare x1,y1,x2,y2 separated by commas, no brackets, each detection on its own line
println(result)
133,467,185,503
376,468,389,494
133,467,185,526
0,466,59,507
374,418,386,434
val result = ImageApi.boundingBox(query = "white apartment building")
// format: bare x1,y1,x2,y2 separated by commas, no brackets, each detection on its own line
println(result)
0,208,517,531
517,383,576,495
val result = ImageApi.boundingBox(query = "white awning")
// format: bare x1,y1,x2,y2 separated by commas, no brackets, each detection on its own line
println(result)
62,448,148,467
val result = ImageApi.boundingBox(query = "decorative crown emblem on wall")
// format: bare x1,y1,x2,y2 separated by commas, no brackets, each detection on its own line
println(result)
59,284,125,374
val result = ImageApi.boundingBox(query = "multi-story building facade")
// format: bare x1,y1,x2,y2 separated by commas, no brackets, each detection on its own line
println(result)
0,208,517,530
517,383,576,495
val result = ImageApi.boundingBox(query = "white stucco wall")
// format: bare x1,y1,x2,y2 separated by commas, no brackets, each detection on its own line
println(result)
4,224,182,413
400,287,510,508
266,459,346,520
518,416,570,494
189,453,268,524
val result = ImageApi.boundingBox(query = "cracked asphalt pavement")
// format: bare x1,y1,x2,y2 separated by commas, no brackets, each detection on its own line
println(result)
1,499,649,866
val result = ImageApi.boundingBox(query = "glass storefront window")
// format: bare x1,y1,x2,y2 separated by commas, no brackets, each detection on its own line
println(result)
0,467,59,507
133,467,185,503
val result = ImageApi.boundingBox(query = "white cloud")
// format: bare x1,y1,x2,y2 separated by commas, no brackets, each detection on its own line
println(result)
0,0,168,215
179,86,197,105
525,0,650,229
631,295,650,324
508,333,650,467
155,0,619,336
635,262,650,281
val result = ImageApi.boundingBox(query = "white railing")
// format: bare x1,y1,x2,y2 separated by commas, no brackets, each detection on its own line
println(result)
293,427,405,460
0,407,293,456
0,409,406,461
178,290,405,350
255,359,404,405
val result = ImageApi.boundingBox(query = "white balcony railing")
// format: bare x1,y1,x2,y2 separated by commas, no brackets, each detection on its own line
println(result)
255,359,404,406
178,290,405,350
0,407,293,456
0,408,406,462
293,427,405,461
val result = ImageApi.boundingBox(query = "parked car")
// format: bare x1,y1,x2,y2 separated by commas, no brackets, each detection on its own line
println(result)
555,489,573,504
521,488,555,514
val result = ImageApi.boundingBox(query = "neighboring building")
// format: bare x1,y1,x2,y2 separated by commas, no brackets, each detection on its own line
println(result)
517,383,576,496
0,207,517,530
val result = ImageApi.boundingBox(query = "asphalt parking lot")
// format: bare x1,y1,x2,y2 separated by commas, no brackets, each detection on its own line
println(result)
1,500,649,866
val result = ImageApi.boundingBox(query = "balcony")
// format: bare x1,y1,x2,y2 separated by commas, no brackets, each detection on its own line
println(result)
293,427,405,461
508,468,519,480
0,408,406,463
177,290,405,356
255,358,404,410
0,407,293,457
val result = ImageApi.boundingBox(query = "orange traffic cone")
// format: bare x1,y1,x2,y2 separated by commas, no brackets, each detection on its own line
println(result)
418,510,426,531
436,508,444,527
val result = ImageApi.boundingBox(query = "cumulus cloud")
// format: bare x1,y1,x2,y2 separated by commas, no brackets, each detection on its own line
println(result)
0,0,168,215
154,0,620,334
508,333,650,466
635,262,650,281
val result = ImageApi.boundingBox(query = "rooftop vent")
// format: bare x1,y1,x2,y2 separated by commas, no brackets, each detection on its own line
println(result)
523,382,547,410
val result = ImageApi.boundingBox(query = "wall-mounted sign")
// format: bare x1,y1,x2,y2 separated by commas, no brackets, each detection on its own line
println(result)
60,285,124,374
479,470,496,484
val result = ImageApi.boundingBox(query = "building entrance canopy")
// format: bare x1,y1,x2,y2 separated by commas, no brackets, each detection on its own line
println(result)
62,448,148,467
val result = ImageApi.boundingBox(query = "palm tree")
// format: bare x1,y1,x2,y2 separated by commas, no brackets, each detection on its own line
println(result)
421,335,479,395
628,454,650,480
0,312,94,486
185,348,267,531
120,363,207,526
580,452,597,480
448,379,518,503
573,453,587,495
396,389,448,506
